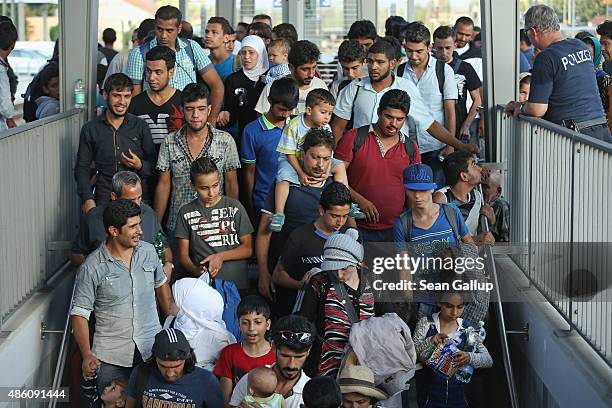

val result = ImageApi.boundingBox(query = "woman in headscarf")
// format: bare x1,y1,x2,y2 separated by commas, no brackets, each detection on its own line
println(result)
171,277,236,370
218,35,269,146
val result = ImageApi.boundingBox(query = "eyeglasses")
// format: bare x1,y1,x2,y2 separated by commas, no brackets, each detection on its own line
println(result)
277,330,312,344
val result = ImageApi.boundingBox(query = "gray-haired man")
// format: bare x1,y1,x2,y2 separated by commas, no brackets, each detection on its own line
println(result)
71,171,174,279
505,5,611,143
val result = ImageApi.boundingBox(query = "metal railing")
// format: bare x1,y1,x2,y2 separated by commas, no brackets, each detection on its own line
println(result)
0,110,86,326
496,106,612,367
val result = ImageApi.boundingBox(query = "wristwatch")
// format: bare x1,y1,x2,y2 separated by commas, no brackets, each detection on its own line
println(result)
163,261,174,270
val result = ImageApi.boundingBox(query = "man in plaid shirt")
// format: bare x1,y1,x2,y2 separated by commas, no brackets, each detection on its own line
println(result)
127,5,224,124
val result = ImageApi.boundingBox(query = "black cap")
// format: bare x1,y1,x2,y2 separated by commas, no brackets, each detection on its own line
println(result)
152,329,191,361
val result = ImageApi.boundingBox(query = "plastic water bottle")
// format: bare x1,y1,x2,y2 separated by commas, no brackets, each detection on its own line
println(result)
74,79,86,108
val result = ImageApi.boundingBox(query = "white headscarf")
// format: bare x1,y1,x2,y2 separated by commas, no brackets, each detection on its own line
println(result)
240,35,269,82
172,277,235,342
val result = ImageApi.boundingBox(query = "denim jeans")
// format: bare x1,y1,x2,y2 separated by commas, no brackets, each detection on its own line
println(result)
581,123,612,144
96,347,142,394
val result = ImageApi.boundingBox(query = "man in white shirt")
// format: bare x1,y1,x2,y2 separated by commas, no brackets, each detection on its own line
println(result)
229,315,314,408
256,40,327,115
398,22,458,187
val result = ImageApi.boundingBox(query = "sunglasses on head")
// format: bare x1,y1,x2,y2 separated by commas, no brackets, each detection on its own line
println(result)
277,330,312,344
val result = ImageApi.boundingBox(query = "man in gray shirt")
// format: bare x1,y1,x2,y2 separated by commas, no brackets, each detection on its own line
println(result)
71,199,177,393
70,171,174,280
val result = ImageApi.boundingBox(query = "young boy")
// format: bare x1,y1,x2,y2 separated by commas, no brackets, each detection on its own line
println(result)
241,77,299,223
329,39,367,99
35,62,60,119
175,157,254,288
265,38,291,84
414,291,493,408
519,72,531,103
83,375,128,408
214,295,276,406
269,89,352,232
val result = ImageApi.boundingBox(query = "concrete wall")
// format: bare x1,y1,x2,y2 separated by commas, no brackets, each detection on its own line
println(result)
497,256,612,408
0,266,74,408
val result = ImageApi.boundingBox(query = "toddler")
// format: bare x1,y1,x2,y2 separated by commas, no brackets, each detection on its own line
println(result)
244,366,286,408
519,72,531,102
265,39,291,84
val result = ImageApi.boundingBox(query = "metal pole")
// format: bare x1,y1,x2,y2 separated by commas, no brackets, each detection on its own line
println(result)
17,0,24,40
43,3,49,41
179,0,187,21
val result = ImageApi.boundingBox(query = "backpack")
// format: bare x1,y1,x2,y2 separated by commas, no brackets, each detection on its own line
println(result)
397,58,447,95
211,278,243,342
22,61,58,122
139,39,206,86
352,121,419,163
398,204,461,243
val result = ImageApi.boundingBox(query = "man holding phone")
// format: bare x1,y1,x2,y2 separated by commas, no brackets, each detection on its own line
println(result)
75,73,156,214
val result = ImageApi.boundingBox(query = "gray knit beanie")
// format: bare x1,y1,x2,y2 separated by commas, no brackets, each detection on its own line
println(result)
320,228,364,272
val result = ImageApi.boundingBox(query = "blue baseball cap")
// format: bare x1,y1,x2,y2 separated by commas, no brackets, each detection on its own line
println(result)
403,164,438,191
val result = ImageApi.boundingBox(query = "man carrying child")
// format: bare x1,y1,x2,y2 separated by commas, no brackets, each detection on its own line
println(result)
229,315,315,408
269,89,353,231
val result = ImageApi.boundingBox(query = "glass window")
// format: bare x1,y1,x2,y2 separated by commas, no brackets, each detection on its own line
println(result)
303,0,359,62
377,0,410,36
235,0,282,28
1,1,59,128
186,0,216,38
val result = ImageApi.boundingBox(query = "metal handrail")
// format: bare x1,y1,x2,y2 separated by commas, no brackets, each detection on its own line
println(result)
495,105,612,368
477,185,520,408
494,104,612,153
49,279,77,408
0,108,82,141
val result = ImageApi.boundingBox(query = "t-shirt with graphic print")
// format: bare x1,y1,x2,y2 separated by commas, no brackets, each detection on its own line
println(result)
392,204,469,304
529,38,604,124
128,90,183,152
127,363,223,408
449,57,482,135
175,196,254,288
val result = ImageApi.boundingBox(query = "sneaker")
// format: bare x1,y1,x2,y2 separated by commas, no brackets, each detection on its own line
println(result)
349,203,366,220
269,212,286,232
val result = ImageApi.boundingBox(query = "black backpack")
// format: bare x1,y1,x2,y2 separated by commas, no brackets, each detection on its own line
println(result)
352,118,419,163
22,61,58,123
397,58,447,95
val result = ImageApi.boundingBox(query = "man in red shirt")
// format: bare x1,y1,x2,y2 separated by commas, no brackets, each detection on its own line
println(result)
335,89,421,242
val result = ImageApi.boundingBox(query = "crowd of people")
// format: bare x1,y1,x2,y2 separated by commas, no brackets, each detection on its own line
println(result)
0,3,608,407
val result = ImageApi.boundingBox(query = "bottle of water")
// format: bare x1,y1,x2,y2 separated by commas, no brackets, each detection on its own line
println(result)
74,79,86,108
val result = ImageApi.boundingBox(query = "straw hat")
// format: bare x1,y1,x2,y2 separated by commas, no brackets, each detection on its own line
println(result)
337,365,388,401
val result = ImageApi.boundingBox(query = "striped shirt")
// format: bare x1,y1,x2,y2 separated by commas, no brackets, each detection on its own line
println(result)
126,37,213,91
300,272,374,377
276,113,332,157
